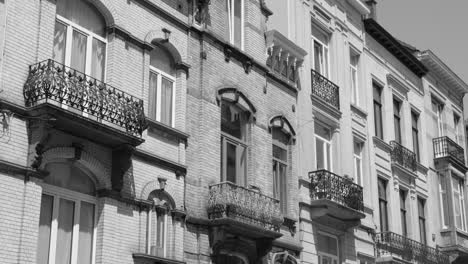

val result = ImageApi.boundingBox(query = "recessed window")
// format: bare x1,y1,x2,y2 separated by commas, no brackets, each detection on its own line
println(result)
411,111,420,162
353,141,363,186
439,173,449,228
431,97,444,137
53,0,107,80
149,46,176,127
418,197,427,244
393,99,402,144
226,0,243,48
373,83,383,140
400,190,408,237
378,178,388,232
36,163,97,264
315,122,332,171
311,24,329,77
452,177,467,231
272,128,290,214
221,102,249,185
350,48,360,106
146,190,173,258
454,113,461,145
317,233,339,264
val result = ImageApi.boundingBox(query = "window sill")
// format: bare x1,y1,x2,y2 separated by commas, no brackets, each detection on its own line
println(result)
132,253,186,264
146,118,189,143
133,148,187,177
372,136,391,153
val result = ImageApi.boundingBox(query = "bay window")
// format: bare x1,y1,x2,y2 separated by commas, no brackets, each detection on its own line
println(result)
149,46,176,127
53,0,107,80
221,102,248,185
226,0,243,48
315,122,332,171
36,163,97,264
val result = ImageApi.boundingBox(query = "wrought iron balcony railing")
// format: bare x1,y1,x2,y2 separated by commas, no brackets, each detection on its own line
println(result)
311,69,340,110
376,232,450,264
433,136,465,166
207,182,283,231
309,170,364,212
390,141,417,172
23,59,147,137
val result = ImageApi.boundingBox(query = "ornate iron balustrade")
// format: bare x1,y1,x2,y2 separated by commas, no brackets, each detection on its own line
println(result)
311,69,340,110
390,141,417,172
207,182,283,231
433,136,465,166
376,232,450,264
23,59,147,136
309,170,364,212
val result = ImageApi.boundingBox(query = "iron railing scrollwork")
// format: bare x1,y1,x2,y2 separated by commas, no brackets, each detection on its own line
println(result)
376,232,450,264
309,170,364,212
390,141,417,172
433,136,465,166
207,182,283,231
23,59,147,137
310,69,340,110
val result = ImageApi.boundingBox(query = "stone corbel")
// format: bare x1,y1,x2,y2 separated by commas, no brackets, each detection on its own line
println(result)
223,46,233,62
111,144,135,192
243,59,253,74
28,119,53,170
272,47,282,72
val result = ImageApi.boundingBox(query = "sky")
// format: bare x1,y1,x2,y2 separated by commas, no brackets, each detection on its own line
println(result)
377,0,468,85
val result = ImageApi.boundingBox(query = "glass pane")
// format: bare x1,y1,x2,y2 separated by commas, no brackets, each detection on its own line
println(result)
56,0,106,37
221,103,245,140
91,38,106,80
380,201,388,231
77,202,95,264
226,142,237,183
150,46,175,75
378,179,386,199
44,163,95,195
353,141,361,156
55,199,75,264
279,164,287,212
317,234,337,256
71,30,87,73
160,77,173,126
315,123,331,140
150,210,157,253
351,67,357,104
156,213,165,251
273,162,279,199
53,21,67,64
312,25,328,44
394,118,401,143
238,144,246,185
273,145,287,161
36,194,54,264
233,0,242,47
316,139,324,169
419,218,426,244
374,103,383,138
149,72,158,120
326,143,331,170
356,158,361,184
314,41,322,74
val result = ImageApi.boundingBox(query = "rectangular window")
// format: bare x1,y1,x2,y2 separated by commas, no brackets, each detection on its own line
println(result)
148,69,175,127
273,143,288,214
311,24,329,77
393,99,402,144
411,111,420,162
350,49,359,105
373,83,383,139
317,233,339,264
418,197,427,244
353,141,363,186
378,178,388,232
226,0,243,48
439,173,450,228
453,177,467,231
454,113,461,145
149,209,167,257
400,190,408,237
431,98,444,137
315,122,332,171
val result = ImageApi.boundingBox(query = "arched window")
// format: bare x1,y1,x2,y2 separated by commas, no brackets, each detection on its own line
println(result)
146,190,174,258
36,163,97,264
149,46,176,127
272,127,290,214
53,0,107,80
220,101,249,186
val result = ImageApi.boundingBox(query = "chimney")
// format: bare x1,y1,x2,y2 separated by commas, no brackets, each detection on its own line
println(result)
365,0,377,20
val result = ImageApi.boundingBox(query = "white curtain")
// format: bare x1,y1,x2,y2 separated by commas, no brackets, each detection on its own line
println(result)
56,0,106,37
36,195,54,264
161,77,173,125
149,72,158,120
91,39,106,80
77,202,95,264
71,30,87,73
53,21,67,64
55,199,75,264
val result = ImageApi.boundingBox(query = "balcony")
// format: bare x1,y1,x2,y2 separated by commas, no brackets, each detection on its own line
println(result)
376,232,450,264
23,59,147,147
307,170,364,229
433,136,467,172
207,182,283,238
311,69,340,110
390,141,417,172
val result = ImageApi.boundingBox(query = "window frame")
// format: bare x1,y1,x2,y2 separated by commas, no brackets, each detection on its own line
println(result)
411,111,420,162
353,140,363,186
317,232,339,264
378,178,389,232
454,113,461,145
54,14,108,81
399,189,408,237
418,197,427,244
272,130,289,214
38,182,98,264
349,48,360,106
148,65,177,127
393,98,402,144
314,122,332,171
311,25,330,78
373,83,384,140
146,206,169,258
439,173,450,229
452,176,467,231
226,0,244,49
431,98,444,137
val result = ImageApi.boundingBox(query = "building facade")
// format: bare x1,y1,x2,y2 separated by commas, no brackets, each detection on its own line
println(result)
1,0,468,264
